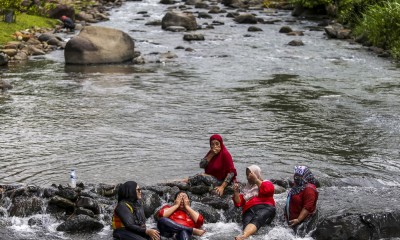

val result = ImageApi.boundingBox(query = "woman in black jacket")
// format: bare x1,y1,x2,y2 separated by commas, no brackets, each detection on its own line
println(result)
112,181,160,240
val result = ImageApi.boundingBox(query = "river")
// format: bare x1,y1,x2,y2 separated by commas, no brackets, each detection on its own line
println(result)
1,0,400,239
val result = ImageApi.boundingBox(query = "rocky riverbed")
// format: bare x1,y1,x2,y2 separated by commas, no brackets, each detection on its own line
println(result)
1,180,400,240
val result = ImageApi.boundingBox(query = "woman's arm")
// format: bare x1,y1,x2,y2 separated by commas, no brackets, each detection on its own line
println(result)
200,151,216,169
183,196,204,227
232,182,241,205
289,208,309,227
185,205,200,223
160,204,179,218
161,195,183,218
199,158,208,168
289,187,317,227
215,172,235,196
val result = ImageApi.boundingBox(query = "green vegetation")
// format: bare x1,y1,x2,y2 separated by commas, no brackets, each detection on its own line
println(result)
289,0,400,60
289,0,332,8
336,0,382,25
0,14,57,44
0,0,96,45
354,0,400,59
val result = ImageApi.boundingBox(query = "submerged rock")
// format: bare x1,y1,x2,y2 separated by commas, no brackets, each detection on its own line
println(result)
56,215,104,232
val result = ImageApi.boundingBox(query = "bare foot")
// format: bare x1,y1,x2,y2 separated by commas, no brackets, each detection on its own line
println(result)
235,235,246,240
193,228,206,236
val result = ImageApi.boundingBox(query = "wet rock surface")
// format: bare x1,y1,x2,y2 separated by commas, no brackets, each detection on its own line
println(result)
1,182,400,239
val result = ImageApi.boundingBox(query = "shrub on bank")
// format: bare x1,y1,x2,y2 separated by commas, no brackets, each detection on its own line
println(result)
353,0,400,60
289,0,332,8
336,0,382,25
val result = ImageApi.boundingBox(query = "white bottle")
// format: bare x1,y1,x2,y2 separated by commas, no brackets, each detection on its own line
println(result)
70,169,76,188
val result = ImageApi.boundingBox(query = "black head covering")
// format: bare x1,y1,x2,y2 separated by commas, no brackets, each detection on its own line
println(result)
118,181,139,203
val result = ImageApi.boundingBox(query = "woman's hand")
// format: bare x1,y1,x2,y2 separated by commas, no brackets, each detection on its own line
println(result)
206,151,215,161
145,228,160,240
233,182,240,194
174,194,182,206
288,218,301,227
214,185,225,196
211,145,221,154
183,195,190,209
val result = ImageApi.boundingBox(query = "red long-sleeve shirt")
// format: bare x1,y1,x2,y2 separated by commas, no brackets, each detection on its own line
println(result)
287,184,318,220
158,205,204,228
233,181,275,213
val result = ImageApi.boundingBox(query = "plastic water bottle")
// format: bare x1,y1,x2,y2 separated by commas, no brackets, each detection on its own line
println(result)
70,169,76,188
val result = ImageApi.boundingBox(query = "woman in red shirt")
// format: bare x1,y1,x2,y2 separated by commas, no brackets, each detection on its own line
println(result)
285,166,318,236
188,134,237,196
233,165,276,240
157,191,205,240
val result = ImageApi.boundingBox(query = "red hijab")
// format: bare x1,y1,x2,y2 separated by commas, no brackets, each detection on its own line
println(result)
204,134,237,181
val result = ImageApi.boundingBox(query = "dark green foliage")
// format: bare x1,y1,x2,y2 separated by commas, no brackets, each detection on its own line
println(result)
337,0,382,25
354,0,400,60
289,0,333,8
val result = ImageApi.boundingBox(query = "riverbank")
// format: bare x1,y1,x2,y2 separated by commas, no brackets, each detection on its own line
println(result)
0,0,125,67
1,0,396,69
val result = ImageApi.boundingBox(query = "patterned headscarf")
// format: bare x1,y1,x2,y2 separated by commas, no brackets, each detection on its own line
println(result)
242,165,263,201
285,166,317,221
291,166,317,194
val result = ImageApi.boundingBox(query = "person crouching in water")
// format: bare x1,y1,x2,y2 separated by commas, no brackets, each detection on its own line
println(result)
112,181,160,240
61,15,75,32
285,166,319,237
233,165,276,240
187,134,237,197
157,191,205,240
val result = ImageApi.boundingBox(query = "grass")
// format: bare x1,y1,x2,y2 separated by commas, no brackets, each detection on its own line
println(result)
0,13,58,45
354,0,400,60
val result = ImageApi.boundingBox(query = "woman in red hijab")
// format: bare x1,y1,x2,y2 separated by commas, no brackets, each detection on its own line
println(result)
188,134,237,196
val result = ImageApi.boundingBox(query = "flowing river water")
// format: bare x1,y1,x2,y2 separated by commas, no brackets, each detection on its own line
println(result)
1,0,400,239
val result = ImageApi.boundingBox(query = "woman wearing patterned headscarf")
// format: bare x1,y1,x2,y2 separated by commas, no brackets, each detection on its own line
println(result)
232,165,276,240
285,166,319,235
188,134,237,196
112,181,160,240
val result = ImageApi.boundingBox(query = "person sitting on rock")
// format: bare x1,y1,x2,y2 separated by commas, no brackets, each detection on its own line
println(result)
157,191,205,240
61,15,75,32
285,166,319,237
233,165,276,240
112,181,160,240
186,134,237,197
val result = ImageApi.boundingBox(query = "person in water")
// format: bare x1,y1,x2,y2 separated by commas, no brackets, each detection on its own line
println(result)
285,166,319,237
233,165,276,240
61,15,75,32
188,134,237,196
112,181,160,240
157,191,205,240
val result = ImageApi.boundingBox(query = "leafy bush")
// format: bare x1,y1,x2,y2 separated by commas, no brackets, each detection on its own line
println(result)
337,0,382,25
354,0,400,59
289,0,333,8
0,0,23,11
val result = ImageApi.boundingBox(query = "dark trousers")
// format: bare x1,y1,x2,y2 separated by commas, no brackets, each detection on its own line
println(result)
242,204,276,230
157,217,193,240
113,228,149,240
